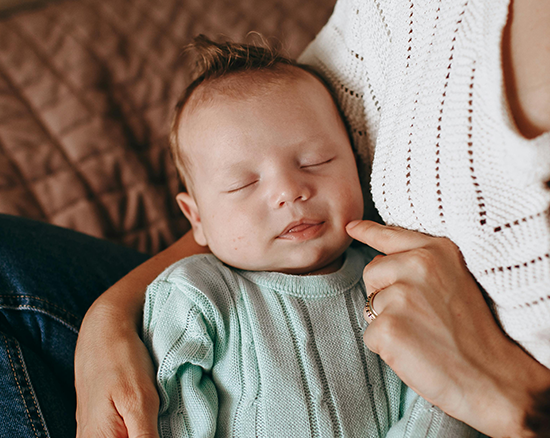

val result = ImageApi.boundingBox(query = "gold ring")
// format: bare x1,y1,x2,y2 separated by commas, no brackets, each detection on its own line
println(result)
364,290,381,322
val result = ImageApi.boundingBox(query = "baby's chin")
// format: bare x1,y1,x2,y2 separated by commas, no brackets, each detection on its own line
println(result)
277,255,344,276
218,252,346,276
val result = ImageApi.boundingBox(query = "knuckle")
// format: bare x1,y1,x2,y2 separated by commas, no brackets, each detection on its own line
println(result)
378,347,397,369
444,239,465,264
364,314,404,363
437,235,457,251
364,254,381,273
363,328,377,352
407,248,434,278
372,316,402,361
390,284,410,309
434,237,462,261
362,264,377,292
375,314,399,340
362,254,387,288
118,384,159,413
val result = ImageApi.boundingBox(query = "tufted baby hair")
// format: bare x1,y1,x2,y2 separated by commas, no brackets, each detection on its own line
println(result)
169,34,332,191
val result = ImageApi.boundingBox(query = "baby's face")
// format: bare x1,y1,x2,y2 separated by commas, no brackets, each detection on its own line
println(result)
177,71,363,275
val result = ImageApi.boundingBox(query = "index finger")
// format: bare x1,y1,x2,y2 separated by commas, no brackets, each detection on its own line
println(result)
346,220,432,254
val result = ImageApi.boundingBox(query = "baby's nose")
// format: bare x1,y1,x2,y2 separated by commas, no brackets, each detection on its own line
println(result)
275,192,308,207
271,176,311,208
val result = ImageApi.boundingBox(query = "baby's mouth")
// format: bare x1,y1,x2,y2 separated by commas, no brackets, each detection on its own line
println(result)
277,220,325,240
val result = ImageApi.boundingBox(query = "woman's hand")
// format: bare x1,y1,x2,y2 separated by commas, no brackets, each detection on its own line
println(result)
75,298,160,438
74,230,209,437
346,220,550,438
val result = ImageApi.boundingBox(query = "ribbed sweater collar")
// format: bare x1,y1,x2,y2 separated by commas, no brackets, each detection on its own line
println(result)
234,247,364,298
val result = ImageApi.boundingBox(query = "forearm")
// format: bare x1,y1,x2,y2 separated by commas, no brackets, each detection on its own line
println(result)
503,0,550,138
470,338,550,438
75,230,210,437
82,230,209,330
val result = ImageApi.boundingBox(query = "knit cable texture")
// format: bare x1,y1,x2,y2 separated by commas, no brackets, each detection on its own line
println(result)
143,249,480,437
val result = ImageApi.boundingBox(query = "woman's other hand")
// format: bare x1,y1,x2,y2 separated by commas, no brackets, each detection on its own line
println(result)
74,230,208,437
75,299,160,438
347,220,550,438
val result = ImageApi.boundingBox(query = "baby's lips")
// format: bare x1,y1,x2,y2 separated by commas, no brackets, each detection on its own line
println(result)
278,219,321,237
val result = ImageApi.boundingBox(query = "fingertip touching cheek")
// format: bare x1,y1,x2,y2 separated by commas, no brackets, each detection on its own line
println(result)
176,68,364,275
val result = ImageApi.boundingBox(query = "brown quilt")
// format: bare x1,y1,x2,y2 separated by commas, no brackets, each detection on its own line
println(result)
0,0,336,254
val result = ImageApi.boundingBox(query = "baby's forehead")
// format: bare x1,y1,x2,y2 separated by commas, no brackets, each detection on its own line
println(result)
176,66,341,187
183,65,318,115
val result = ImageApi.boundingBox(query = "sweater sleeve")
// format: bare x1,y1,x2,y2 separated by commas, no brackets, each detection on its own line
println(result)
385,388,483,438
143,276,220,438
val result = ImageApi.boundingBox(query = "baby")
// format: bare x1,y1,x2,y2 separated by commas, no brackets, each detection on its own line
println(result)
142,36,479,438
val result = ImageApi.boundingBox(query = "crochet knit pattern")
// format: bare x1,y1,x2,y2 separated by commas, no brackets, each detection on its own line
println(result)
300,0,550,365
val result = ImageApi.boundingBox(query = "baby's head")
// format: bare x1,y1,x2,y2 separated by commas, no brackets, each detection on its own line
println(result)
172,35,363,275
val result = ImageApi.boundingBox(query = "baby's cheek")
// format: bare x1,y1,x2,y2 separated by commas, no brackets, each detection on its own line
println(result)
210,234,257,270
343,186,364,219
230,234,246,251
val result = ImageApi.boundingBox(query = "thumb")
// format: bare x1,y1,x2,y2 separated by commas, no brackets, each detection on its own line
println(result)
346,220,431,254
116,390,160,438
125,410,160,438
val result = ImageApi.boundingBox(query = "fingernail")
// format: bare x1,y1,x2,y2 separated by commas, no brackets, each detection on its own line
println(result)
346,220,361,230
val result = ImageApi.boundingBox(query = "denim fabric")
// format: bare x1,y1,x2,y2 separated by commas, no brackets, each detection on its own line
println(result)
0,214,149,438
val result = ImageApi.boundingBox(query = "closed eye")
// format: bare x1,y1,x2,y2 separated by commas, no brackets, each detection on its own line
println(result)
301,158,334,169
227,180,258,193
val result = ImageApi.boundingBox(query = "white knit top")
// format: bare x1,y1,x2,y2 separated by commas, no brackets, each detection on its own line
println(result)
300,0,550,366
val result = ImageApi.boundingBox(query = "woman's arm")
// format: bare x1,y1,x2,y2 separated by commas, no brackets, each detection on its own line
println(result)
502,0,550,138
347,220,550,438
75,230,209,438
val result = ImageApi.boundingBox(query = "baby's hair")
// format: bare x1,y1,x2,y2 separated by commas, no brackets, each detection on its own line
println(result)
169,34,329,190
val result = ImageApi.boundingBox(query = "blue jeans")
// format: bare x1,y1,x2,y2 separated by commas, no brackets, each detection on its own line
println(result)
0,214,150,438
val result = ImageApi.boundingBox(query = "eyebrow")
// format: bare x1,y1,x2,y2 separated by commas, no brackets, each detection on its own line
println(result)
210,160,255,185
209,136,337,179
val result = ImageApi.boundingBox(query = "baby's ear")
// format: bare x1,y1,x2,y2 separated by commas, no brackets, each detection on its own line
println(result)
176,192,208,247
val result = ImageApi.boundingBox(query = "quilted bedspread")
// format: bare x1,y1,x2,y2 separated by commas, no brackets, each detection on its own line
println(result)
0,0,336,254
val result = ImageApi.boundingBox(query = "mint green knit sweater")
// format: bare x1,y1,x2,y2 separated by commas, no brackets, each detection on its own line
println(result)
143,246,479,438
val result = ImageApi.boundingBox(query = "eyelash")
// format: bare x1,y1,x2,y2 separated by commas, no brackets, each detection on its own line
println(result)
227,158,334,193
227,180,258,193
301,158,334,168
